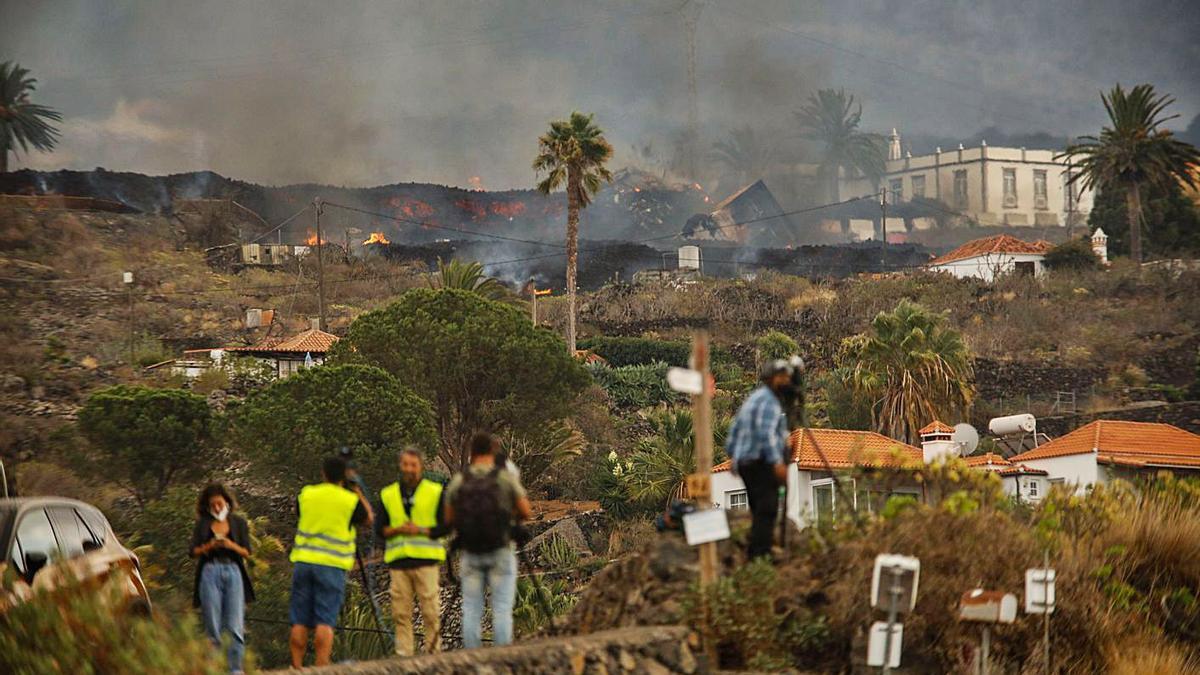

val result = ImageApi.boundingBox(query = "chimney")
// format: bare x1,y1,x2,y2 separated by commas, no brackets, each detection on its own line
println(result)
1091,228,1109,265
245,308,262,329
310,317,322,331
888,128,902,161
920,421,957,463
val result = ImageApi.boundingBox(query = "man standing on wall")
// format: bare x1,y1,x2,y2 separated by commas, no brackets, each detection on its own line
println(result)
288,456,373,668
444,432,532,649
726,360,793,560
375,447,448,656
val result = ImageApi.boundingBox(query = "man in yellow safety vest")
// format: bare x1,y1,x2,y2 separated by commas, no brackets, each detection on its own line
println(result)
374,447,448,656
288,456,373,669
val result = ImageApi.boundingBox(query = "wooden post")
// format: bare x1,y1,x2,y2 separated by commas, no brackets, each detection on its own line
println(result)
688,330,718,587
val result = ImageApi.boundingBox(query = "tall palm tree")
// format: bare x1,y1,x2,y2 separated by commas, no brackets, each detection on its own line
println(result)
427,257,511,302
1062,84,1200,263
710,126,775,188
0,62,62,173
533,112,613,354
839,300,975,444
795,88,885,202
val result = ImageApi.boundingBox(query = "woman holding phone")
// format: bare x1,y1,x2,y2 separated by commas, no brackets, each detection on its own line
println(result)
190,483,255,674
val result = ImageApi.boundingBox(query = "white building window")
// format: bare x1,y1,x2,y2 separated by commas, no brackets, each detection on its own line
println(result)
953,170,969,208
1003,168,1018,208
1034,170,1048,209
727,490,748,511
911,175,926,199
1027,479,1040,498
811,478,856,525
1063,172,1079,211
889,179,903,204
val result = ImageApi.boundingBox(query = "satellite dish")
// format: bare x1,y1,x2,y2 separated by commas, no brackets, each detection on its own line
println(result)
952,423,979,456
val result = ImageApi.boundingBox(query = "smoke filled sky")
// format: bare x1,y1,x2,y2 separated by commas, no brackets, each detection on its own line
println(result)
5,0,1198,189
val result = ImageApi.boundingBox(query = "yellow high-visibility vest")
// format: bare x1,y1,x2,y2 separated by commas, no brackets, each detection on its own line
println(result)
290,482,358,570
380,479,446,564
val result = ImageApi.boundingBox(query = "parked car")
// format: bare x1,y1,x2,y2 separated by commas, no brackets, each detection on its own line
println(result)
0,497,150,613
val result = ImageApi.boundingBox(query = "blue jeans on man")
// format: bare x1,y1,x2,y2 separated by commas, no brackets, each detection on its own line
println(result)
460,547,517,648
199,560,246,673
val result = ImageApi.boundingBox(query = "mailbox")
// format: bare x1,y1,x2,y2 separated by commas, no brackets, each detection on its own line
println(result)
959,589,1018,624
871,554,920,612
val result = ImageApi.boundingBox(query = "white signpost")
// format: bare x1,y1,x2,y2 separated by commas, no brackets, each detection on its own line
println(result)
870,554,920,674
682,508,731,546
1026,563,1057,674
667,367,705,396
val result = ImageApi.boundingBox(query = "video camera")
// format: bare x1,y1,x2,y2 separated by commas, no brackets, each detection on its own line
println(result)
337,446,367,491
761,356,806,430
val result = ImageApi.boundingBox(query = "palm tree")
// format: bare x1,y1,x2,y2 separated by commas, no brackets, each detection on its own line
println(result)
795,88,885,202
839,300,975,444
710,126,775,188
1062,84,1200,263
427,257,510,302
0,62,62,173
533,112,613,354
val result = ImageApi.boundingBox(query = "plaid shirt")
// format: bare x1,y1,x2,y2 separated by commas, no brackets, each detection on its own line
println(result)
726,385,788,466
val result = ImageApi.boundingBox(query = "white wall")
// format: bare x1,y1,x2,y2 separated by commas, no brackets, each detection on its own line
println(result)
929,252,1045,282
711,465,806,529
1018,453,1099,494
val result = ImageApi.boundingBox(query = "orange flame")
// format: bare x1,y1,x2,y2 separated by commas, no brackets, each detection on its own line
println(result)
468,176,484,191
304,230,326,246
362,231,390,245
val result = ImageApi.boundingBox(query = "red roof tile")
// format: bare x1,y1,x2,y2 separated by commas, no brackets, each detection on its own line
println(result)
225,329,339,354
929,235,1053,266
964,452,1012,468
919,420,954,435
1010,420,1200,467
714,428,922,472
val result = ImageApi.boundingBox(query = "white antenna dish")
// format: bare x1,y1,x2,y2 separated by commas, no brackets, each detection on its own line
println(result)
952,423,979,456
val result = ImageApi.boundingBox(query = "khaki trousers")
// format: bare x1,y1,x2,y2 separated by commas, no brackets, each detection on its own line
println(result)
388,565,441,656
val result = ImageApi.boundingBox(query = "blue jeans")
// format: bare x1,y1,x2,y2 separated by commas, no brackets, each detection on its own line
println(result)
199,561,245,673
460,547,517,648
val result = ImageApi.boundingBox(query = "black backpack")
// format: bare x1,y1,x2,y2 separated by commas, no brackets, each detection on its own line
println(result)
452,467,512,553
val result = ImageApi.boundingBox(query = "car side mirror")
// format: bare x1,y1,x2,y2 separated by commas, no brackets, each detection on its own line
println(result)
24,551,48,583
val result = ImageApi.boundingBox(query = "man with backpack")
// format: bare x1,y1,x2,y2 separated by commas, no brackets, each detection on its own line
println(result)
444,432,532,649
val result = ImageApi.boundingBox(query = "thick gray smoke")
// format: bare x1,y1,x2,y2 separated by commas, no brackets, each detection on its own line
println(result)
3,0,1197,189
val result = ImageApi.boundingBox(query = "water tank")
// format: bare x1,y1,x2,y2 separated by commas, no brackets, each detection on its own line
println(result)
988,413,1036,436
678,245,701,271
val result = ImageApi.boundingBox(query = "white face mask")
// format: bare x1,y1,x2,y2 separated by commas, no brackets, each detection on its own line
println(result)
211,505,230,522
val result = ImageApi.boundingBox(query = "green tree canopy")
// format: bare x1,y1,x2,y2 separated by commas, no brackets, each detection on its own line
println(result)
838,299,975,444
1043,237,1102,271
1086,182,1200,259
227,364,435,490
331,288,591,470
756,330,800,363
77,385,213,505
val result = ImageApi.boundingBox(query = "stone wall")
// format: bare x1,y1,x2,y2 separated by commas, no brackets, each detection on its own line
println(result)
973,357,1105,402
266,626,704,675
1037,400,1200,436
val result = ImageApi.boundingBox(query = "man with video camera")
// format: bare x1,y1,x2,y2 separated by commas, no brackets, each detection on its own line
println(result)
726,357,802,561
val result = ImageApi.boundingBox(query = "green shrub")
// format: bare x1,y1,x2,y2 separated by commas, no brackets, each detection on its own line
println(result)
756,330,800,363
0,579,223,674
586,361,681,409
577,337,691,367
1044,237,1101,270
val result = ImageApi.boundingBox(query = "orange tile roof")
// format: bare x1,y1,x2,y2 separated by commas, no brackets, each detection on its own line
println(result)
225,329,339,354
998,464,1048,477
929,235,1053,266
1010,420,1200,467
964,452,1011,468
713,428,923,472
919,420,954,435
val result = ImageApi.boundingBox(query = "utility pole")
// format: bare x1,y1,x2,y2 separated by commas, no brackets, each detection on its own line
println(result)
124,271,134,367
689,331,717,587
879,187,888,272
1065,144,1076,239
313,197,327,332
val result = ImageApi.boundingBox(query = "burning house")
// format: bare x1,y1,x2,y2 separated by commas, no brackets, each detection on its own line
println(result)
681,180,796,247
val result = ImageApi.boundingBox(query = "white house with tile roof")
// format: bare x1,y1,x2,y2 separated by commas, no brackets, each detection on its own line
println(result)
928,234,1054,281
